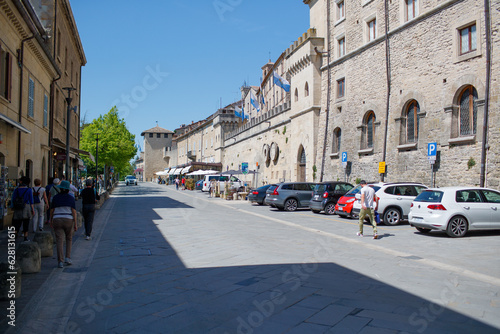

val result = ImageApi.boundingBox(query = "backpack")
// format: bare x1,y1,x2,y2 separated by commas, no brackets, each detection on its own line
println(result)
13,188,26,210
33,187,41,204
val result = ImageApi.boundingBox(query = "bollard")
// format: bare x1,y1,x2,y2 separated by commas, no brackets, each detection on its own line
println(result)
33,231,54,257
16,241,41,274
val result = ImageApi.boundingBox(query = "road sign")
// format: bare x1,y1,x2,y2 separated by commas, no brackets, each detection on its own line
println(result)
341,152,347,162
242,162,248,174
428,142,437,164
379,161,386,174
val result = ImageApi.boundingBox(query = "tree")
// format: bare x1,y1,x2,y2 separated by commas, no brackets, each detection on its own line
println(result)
80,107,136,180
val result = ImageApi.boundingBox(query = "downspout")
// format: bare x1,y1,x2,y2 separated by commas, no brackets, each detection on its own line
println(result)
381,0,392,182
480,0,491,187
319,0,332,182
49,0,59,178
17,35,35,168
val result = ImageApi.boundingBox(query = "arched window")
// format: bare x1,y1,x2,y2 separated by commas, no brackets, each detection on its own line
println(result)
405,100,420,143
304,82,309,97
362,111,376,149
332,128,341,153
294,88,299,102
459,86,478,136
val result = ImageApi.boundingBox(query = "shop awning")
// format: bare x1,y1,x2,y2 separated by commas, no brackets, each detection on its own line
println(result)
180,166,192,174
0,113,31,134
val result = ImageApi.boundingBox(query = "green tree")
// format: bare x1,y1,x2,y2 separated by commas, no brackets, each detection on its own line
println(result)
80,107,136,180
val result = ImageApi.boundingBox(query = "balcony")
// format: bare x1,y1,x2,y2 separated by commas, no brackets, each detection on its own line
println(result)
187,150,196,160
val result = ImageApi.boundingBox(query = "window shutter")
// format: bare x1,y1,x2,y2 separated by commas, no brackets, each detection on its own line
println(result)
6,51,12,101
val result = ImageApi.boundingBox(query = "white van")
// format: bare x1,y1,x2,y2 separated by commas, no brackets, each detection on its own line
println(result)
202,175,244,192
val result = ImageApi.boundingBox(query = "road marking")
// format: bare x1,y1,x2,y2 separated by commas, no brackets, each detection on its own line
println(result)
170,186,500,287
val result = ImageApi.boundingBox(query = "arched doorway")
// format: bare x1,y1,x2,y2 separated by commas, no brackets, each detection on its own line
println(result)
25,160,33,185
297,146,306,182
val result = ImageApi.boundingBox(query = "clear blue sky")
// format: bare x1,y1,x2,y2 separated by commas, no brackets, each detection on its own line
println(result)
71,1,310,152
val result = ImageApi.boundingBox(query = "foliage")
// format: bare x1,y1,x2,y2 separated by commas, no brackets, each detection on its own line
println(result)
283,126,286,135
467,157,476,170
355,178,361,184
312,165,317,181
185,178,195,190
80,106,136,179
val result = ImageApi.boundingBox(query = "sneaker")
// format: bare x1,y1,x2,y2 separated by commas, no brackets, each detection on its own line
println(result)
356,232,363,237
58,262,64,268
65,258,72,265
39,228,43,232
373,234,378,239
24,237,29,242
85,236,91,241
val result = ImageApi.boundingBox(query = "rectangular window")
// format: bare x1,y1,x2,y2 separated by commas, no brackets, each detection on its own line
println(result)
460,24,477,55
338,37,345,57
28,78,35,117
337,1,345,20
0,46,13,101
43,94,48,127
157,133,161,138
368,19,376,41
164,133,168,138
405,0,418,21
149,133,153,138
337,78,345,99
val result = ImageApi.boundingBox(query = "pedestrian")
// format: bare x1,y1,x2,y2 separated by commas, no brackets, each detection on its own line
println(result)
49,178,61,204
32,178,49,232
175,177,179,190
357,180,379,239
50,180,77,268
181,177,186,190
80,179,100,240
11,176,34,241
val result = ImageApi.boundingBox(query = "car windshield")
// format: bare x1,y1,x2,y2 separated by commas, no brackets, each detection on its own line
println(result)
314,184,328,193
414,190,444,202
267,185,278,193
126,176,135,179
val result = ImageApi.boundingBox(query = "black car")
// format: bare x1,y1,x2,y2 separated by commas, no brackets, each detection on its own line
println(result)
247,185,272,205
309,182,354,215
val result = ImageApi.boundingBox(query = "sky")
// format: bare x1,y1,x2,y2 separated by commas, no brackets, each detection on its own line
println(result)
70,1,310,152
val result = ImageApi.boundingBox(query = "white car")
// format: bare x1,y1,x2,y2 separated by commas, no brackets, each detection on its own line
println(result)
201,174,243,192
125,175,137,185
352,182,428,225
409,187,500,237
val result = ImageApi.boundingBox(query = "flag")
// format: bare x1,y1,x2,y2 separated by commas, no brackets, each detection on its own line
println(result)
234,105,243,119
260,89,265,105
273,71,290,92
250,91,260,112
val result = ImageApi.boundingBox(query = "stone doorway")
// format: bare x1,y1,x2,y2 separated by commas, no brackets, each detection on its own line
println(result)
298,146,306,182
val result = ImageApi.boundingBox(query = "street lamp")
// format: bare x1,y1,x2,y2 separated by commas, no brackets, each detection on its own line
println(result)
63,87,76,182
95,133,99,194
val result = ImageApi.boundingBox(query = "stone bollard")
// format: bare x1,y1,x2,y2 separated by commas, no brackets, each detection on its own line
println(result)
16,241,41,274
0,262,21,300
76,212,83,229
33,231,54,257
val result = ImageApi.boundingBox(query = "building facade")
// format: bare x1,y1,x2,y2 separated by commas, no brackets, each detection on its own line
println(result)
141,125,174,181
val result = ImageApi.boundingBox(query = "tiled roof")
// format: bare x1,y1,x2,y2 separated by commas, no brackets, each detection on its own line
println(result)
141,125,174,136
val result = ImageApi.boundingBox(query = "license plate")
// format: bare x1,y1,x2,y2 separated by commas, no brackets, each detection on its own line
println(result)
412,217,423,223
338,207,343,211
314,195,319,200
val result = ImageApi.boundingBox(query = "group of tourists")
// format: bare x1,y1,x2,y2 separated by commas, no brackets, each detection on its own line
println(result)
10,176,100,268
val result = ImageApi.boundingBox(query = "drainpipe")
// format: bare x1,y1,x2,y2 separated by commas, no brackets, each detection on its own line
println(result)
319,0,332,182
381,0,392,182
17,35,35,168
480,0,491,187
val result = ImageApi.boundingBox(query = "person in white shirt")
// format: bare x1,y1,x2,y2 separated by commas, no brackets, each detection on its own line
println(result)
357,180,379,239
32,178,49,232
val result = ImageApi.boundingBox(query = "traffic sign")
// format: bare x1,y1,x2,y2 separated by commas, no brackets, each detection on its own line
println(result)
379,161,386,174
242,162,248,174
428,142,437,163
341,152,347,162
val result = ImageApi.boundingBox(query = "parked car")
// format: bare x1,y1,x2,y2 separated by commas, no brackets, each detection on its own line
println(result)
125,175,137,186
310,182,354,215
409,187,500,237
202,174,243,192
352,182,427,225
335,185,363,218
248,185,272,205
265,182,316,211
195,179,203,190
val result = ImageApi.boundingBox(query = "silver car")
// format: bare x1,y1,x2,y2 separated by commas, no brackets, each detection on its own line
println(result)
125,175,137,186
265,182,316,211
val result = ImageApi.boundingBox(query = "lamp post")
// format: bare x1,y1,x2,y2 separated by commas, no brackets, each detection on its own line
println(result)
95,133,99,194
63,87,76,182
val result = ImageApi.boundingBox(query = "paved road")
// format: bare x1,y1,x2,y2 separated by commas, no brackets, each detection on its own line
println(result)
10,182,500,333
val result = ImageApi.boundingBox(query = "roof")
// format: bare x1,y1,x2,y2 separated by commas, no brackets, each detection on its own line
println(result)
141,125,174,136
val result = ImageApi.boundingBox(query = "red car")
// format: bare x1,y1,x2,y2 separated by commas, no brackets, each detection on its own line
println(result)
334,185,362,218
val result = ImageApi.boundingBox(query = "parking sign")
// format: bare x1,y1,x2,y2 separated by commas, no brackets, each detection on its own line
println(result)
428,142,437,163
342,152,347,162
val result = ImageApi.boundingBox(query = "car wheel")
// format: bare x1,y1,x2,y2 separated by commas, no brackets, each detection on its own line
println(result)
311,209,321,214
284,199,298,212
324,203,336,215
383,208,402,225
416,227,431,234
446,216,468,238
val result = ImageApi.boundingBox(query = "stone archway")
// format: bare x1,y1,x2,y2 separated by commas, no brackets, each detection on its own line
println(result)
297,146,306,182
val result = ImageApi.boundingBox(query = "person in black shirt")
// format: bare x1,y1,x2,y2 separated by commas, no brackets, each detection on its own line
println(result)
80,179,100,240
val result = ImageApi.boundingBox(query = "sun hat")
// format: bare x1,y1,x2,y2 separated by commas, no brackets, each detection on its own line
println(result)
58,180,71,190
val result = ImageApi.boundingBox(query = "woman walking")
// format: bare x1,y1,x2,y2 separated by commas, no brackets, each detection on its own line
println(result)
50,180,77,268
11,176,34,241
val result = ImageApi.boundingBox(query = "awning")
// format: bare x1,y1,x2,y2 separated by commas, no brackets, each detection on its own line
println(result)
180,166,192,174
172,168,182,175
0,113,31,134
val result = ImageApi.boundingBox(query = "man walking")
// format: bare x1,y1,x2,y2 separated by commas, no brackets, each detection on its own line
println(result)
80,179,100,240
357,180,378,239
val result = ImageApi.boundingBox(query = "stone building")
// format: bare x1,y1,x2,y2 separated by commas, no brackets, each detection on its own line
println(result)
141,125,174,181
307,0,499,188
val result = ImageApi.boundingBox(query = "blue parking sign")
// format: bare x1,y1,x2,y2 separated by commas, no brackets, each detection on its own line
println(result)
428,143,437,157
341,152,348,162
